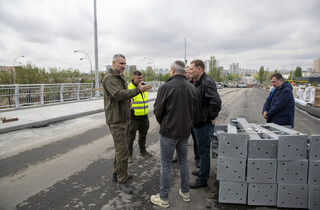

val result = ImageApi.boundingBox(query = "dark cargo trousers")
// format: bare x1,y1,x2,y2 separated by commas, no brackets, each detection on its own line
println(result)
109,122,130,183
128,118,150,156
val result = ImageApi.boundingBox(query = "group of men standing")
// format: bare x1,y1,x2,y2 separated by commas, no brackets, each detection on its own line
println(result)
101,54,221,208
101,53,294,208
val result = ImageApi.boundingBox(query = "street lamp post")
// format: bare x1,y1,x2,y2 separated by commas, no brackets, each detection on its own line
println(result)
13,55,24,84
144,57,156,81
80,57,93,84
74,50,93,84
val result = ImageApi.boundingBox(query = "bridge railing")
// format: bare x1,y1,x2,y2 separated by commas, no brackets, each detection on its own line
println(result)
0,83,93,110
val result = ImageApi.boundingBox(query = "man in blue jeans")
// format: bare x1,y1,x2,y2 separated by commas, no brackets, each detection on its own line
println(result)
189,59,221,189
151,60,196,208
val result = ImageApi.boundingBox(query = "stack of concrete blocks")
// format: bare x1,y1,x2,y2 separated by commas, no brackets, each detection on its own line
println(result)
308,135,320,209
217,132,249,204
276,135,309,209
247,137,278,206
215,118,320,209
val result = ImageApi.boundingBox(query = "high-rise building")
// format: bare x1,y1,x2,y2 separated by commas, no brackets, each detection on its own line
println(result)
204,59,219,73
229,63,239,74
313,58,320,73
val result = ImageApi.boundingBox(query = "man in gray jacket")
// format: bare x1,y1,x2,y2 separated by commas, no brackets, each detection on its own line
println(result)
101,54,151,194
151,60,196,208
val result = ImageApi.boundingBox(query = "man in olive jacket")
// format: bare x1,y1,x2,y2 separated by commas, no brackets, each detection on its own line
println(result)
101,54,151,194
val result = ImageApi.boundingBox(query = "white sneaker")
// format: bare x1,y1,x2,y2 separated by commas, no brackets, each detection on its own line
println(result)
150,193,170,208
179,189,191,202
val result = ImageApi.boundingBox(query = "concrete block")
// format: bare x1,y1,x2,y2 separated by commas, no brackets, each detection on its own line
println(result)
308,160,320,185
309,135,320,160
277,184,308,209
309,185,320,210
247,183,277,206
278,135,308,160
277,160,308,184
217,156,246,181
248,139,277,158
218,181,247,204
247,158,277,183
218,133,248,159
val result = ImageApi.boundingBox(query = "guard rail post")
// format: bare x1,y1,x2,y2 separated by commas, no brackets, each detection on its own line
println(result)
15,85,20,108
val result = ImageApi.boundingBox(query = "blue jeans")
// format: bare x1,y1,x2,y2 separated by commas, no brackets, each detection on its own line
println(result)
193,123,215,183
160,135,189,201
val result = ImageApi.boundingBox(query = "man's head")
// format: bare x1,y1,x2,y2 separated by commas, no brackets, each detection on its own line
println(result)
270,73,284,88
112,54,126,74
185,66,192,81
170,60,185,77
132,70,143,85
189,59,205,80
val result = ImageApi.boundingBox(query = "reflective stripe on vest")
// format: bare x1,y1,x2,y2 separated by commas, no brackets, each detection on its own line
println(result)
128,83,149,116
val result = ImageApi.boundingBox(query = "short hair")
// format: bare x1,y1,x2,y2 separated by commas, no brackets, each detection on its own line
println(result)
113,54,125,61
190,59,205,71
171,60,185,74
133,70,142,76
270,73,284,80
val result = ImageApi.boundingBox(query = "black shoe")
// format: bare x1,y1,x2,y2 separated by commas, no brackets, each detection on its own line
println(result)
195,160,200,168
191,170,199,176
117,181,133,194
172,157,177,163
140,150,153,157
112,173,133,182
189,180,208,189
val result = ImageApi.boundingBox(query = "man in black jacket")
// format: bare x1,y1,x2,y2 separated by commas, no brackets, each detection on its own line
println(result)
151,60,196,208
189,59,221,189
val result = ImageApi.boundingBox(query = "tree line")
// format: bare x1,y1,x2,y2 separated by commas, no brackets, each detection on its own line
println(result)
256,66,302,84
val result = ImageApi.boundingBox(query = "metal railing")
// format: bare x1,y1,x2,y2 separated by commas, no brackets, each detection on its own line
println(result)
0,83,93,110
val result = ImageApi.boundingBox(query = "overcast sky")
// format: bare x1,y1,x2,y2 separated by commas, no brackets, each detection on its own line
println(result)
0,0,319,73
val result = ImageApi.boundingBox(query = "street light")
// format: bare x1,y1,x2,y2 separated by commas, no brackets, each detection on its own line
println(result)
144,56,156,81
74,50,93,84
13,55,24,84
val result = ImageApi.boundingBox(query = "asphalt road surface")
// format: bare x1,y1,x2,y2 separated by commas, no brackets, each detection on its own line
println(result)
0,88,319,210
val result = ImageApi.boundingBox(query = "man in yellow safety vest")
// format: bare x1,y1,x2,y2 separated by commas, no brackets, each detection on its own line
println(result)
127,70,153,163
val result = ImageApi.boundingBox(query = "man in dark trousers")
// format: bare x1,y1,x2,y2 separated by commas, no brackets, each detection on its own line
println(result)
101,54,151,194
262,73,294,128
127,70,152,163
151,60,196,208
185,66,200,168
189,59,221,189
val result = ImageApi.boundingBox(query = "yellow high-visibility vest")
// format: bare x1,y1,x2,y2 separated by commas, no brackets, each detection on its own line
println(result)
128,83,149,116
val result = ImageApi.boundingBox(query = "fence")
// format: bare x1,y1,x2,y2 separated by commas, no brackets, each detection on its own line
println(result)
0,83,93,110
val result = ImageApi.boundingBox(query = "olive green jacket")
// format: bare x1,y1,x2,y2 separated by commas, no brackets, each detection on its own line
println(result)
101,68,141,125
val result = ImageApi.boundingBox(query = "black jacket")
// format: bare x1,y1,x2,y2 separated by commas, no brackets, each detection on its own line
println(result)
154,74,196,140
193,72,221,127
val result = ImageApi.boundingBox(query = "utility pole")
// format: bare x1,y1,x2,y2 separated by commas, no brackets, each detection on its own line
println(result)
184,37,187,65
291,60,294,82
93,0,100,97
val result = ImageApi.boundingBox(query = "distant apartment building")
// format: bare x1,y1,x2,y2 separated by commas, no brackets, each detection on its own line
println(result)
0,65,14,73
313,57,320,73
229,63,239,74
204,59,219,73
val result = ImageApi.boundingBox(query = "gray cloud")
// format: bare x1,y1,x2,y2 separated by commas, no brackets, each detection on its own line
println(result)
0,0,319,72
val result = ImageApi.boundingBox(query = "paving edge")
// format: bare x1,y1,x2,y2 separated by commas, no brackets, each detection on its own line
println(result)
0,109,104,134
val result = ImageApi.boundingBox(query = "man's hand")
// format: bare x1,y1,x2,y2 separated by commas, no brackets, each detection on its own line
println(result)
138,81,152,92
263,111,268,119
211,119,216,125
129,99,133,107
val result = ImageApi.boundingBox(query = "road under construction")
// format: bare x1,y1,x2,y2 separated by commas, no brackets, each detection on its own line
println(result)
0,88,319,209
